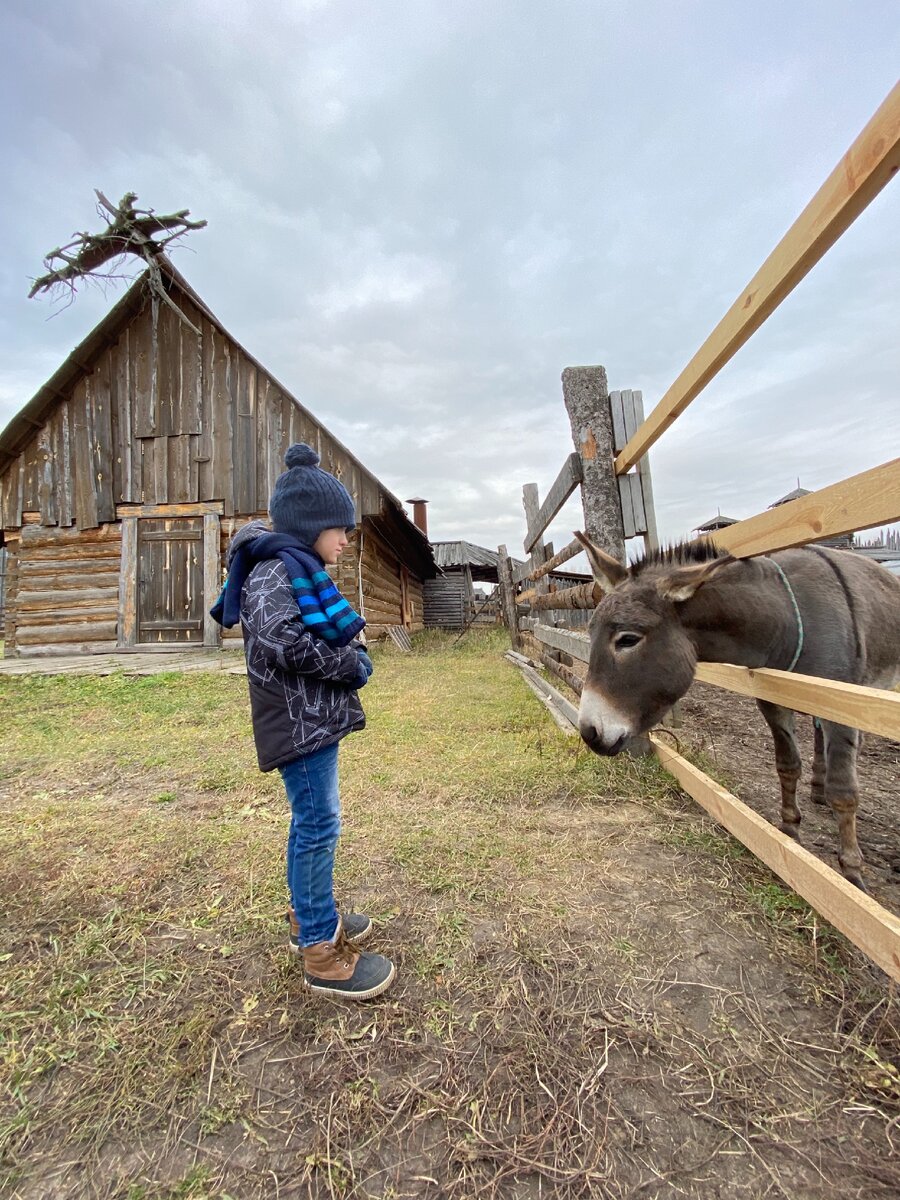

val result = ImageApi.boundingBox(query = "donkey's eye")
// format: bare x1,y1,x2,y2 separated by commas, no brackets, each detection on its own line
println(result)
613,632,643,651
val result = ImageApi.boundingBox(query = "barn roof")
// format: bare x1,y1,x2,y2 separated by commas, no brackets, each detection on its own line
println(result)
0,257,434,576
431,541,501,570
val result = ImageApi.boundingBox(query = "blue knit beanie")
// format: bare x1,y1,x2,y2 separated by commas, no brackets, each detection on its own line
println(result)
268,444,357,545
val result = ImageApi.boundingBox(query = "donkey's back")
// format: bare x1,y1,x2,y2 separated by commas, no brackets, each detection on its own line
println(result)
779,546,900,688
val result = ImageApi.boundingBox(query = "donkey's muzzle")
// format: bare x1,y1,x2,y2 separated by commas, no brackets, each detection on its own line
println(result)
579,724,627,756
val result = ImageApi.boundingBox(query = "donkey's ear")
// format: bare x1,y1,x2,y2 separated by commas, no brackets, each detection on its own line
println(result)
656,556,732,603
573,530,627,591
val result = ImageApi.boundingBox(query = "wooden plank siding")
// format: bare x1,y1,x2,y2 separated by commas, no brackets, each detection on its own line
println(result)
424,574,469,628
0,290,394,529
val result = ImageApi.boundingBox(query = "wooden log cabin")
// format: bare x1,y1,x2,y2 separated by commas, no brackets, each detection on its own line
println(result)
0,259,434,656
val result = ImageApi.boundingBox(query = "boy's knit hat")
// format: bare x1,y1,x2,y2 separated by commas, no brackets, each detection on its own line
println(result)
268,444,357,545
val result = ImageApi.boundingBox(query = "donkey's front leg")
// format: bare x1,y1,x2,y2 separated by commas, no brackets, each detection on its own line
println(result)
821,720,866,892
757,701,802,840
810,718,826,805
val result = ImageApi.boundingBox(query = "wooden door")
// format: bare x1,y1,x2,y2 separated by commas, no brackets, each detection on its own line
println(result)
400,566,412,629
137,518,204,644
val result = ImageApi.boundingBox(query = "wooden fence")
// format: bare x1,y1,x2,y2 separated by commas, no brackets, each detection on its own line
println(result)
498,81,900,981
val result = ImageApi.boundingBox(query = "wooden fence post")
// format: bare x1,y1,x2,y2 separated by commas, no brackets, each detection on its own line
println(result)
562,366,625,563
497,545,520,647
522,485,562,665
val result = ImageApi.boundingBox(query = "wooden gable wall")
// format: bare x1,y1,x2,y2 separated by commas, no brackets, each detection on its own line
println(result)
0,286,382,532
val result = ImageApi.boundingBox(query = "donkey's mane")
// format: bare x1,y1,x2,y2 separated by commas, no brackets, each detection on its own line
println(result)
629,539,729,576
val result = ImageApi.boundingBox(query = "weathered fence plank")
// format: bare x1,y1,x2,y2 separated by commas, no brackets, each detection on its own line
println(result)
497,545,520,644
505,653,579,733
521,620,590,662
529,536,583,581
650,733,900,982
615,80,900,475
524,454,583,553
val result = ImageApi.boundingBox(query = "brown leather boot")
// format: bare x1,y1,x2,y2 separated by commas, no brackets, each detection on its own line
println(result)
286,907,373,953
301,929,395,1000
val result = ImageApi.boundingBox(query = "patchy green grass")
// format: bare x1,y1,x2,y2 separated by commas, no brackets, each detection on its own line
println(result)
1,628,898,1200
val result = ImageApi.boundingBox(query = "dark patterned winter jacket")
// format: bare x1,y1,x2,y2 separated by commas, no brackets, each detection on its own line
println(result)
231,522,365,771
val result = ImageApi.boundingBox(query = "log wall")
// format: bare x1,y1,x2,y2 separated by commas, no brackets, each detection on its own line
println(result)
2,541,18,655
14,524,122,656
214,519,423,647
359,527,423,636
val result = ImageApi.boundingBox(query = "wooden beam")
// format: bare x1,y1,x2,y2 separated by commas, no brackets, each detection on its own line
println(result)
649,733,900,981
529,536,584,581
527,580,600,613
522,620,591,662
116,502,225,518
505,653,579,733
203,512,221,648
497,544,520,646
704,458,900,557
615,82,900,474
540,652,585,696
524,453,583,552
512,557,534,585
694,662,900,742
563,366,625,562
118,516,138,647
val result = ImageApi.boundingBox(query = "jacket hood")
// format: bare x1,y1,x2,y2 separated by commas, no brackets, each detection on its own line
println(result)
227,519,271,568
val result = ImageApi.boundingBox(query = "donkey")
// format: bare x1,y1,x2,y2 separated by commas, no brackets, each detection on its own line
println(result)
573,531,900,890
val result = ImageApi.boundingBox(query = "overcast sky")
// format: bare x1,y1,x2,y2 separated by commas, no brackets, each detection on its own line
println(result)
1,1,897,563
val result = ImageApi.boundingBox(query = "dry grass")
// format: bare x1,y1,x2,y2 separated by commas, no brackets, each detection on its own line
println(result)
1,629,898,1199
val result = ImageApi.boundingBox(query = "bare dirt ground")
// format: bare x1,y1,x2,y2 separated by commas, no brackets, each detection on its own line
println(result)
679,681,900,915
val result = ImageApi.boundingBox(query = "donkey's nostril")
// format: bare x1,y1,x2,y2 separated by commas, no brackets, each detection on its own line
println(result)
579,722,601,750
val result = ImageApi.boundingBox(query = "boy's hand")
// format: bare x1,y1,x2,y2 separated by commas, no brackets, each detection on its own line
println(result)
356,649,374,677
351,648,374,689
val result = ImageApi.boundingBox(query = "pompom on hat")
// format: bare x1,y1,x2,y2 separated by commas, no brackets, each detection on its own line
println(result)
268,443,357,546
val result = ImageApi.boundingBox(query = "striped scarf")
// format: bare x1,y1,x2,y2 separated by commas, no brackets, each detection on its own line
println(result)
210,532,365,646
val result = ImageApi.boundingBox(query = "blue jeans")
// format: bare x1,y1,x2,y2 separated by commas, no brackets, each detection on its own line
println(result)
280,743,341,947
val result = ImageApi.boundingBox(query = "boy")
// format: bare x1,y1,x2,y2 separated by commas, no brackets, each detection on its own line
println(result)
211,443,395,1000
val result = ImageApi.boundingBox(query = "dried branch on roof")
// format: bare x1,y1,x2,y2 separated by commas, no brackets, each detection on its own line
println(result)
28,191,207,331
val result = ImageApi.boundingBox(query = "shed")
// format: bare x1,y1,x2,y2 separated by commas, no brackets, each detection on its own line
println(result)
425,541,502,628
0,259,434,656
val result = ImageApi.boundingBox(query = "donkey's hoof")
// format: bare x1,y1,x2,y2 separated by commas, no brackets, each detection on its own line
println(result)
779,821,801,841
810,789,827,807
842,868,869,893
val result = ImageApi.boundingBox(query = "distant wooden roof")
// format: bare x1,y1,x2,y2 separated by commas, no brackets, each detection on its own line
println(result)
769,486,812,508
694,514,739,532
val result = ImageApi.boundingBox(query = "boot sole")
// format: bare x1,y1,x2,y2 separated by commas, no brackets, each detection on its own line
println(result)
305,961,396,1001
